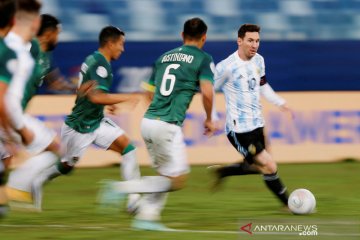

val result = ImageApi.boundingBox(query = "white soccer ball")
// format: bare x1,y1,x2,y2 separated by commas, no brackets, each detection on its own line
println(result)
288,188,316,215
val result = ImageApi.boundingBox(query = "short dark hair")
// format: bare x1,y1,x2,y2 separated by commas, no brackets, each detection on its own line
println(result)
99,26,125,47
183,17,207,40
238,24,261,38
16,0,41,13
37,14,60,36
0,0,16,28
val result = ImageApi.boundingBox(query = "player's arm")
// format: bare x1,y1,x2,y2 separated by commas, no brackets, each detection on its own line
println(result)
85,63,138,105
44,68,76,93
199,57,219,136
260,76,295,118
200,80,214,121
87,89,135,105
141,64,156,106
0,81,10,131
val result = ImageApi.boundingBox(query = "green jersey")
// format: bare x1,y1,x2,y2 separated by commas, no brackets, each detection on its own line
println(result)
65,51,112,133
22,39,53,109
143,45,214,126
0,38,17,85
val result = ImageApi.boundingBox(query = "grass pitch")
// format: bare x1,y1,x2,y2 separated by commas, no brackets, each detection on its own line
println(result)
1,161,359,239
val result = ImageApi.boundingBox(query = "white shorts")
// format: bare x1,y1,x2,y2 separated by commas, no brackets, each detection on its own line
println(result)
141,118,189,177
0,114,56,155
61,117,125,166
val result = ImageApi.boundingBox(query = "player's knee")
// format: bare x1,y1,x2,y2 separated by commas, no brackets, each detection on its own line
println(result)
263,160,277,174
57,161,74,175
170,174,187,191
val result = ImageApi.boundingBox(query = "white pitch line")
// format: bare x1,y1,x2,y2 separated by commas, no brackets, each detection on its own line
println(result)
0,224,359,237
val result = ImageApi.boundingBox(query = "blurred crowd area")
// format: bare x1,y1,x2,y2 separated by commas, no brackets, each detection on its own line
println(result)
42,0,360,41
39,0,360,94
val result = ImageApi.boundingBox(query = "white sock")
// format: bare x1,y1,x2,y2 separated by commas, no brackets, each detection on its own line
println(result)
121,149,142,211
32,165,62,209
113,176,172,194
121,149,141,180
136,192,168,221
8,151,59,192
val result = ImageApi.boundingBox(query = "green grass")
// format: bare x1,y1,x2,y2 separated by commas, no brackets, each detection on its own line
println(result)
1,162,360,239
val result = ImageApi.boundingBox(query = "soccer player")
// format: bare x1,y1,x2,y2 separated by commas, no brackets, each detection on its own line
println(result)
210,24,294,207
98,17,218,231
1,0,43,210
32,26,141,212
5,13,66,211
0,0,17,217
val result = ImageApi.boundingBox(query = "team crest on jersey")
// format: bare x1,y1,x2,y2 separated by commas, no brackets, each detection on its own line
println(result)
96,66,108,78
6,59,17,74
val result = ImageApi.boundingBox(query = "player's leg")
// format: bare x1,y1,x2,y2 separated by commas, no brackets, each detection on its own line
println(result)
250,128,288,206
132,119,189,229
31,123,94,210
209,130,261,190
6,115,59,209
0,143,12,217
98,119,188,230
103,119,188,194
94,117,141,213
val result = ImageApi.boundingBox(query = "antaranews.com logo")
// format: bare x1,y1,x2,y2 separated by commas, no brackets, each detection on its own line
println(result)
240,222,318,236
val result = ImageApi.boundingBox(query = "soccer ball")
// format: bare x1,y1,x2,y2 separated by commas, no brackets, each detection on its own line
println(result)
288,188,316,215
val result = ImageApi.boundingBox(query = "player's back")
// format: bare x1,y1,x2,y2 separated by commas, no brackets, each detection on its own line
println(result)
145,45,213,126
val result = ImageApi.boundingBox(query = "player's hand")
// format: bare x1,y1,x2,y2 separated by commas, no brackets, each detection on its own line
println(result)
77,80,97,97
279,104,295,119
203,119,218,137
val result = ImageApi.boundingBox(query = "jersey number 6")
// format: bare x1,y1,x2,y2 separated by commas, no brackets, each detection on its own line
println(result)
160,64,180,96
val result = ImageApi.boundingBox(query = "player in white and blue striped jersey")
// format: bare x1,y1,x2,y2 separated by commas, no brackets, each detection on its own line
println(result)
211,24,294,208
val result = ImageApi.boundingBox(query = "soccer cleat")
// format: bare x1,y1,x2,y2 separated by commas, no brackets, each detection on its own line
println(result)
96,180,126,213
207,165,225,192
131,219,175,231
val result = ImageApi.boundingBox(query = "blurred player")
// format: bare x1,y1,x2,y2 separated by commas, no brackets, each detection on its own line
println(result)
32,26,141,212
0,0,17,217
5,13,67,211
98,17,218,231
209,24,294,207
1,0,43,211
23,13,73,107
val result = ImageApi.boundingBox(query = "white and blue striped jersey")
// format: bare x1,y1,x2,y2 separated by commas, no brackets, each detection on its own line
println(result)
215,51,285,134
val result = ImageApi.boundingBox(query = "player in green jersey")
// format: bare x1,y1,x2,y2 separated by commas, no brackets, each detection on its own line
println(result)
98,17,218,231
32,26,141,213
0,0,17,217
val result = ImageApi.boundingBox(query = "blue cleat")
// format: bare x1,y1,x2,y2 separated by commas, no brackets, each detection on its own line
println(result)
131,219,176,231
